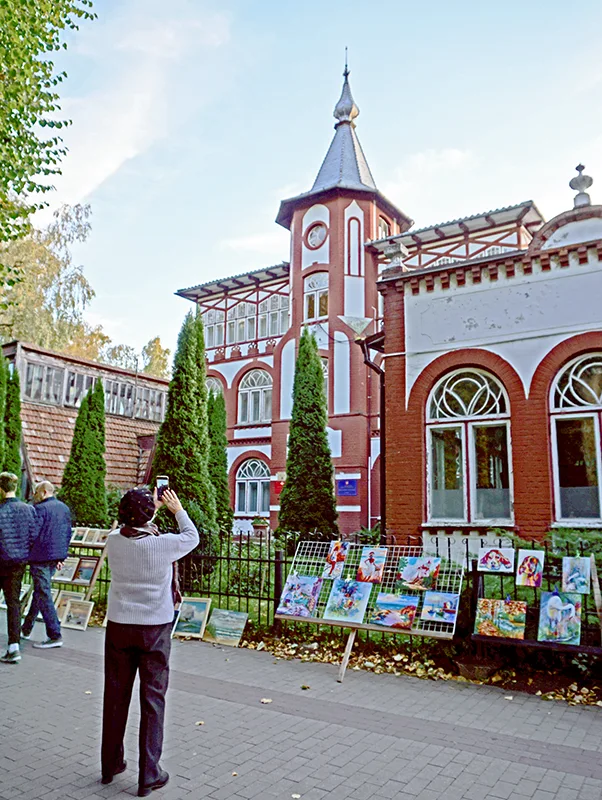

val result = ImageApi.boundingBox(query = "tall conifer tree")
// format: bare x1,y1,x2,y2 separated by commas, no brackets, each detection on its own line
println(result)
4,369,22,484
59,381,108,525
207,390,233,533
151,311,217,530
277,328,338,537
0,353,9,469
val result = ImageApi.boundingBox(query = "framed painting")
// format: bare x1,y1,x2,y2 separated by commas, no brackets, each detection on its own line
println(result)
83,529,99,544
173,597,212,639
72,557,100,585
96,529,111,546
53,557,80,583
71,528,87,544
62,599,94,631
55,590,84,622
203,608,248,647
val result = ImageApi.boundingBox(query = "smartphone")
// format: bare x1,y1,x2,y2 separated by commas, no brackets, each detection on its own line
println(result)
156,475,169,500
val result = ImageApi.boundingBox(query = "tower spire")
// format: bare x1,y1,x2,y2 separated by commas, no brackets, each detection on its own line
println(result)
333,50,359,127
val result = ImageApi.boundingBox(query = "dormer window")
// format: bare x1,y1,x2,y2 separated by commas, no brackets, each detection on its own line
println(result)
378,217,391,239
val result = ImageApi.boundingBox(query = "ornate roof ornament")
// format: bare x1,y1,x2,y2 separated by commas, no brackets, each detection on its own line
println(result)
333,57,359,127
569,164,593,208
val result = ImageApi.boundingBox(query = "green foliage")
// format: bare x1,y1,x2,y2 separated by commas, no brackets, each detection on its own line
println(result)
277,327,338,538
58,380,108,525
0,351,8,469
4,368,22,488
105,484,123,527
355,522,381,545
207,390,234,534
151,311,217,530
0,0,96,243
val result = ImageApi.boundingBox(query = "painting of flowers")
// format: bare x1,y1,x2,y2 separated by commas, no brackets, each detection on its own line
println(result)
323,579,372,624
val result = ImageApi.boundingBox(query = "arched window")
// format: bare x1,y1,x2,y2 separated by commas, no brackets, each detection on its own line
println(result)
206,377,223,396
427,370,512,523
551,354,602,522
235,459,270,515
238,370,272,424
321,357,329,406
304,272,328,321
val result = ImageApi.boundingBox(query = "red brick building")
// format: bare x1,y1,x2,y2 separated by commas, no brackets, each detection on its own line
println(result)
375,166,602,541
3,341,168,495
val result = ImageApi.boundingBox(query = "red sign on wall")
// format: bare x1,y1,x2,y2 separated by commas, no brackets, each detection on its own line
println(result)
274,481,285,495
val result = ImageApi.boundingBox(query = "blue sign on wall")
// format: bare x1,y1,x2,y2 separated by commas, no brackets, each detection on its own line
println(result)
337,479,358,496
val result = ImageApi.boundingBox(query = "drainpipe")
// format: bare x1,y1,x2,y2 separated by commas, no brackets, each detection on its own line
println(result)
358,338,386,545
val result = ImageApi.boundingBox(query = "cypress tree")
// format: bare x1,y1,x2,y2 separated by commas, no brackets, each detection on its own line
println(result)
152,311,217,530
0,353,9,470
4,369,22,486
58,381,108,525
277,328,338,537
207,390,233,534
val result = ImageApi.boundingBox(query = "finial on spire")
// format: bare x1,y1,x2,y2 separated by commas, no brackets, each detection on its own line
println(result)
334,51,359,127
569,164,593,208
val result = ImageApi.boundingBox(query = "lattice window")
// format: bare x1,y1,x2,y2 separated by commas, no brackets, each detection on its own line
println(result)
24,362,65,405
304,272,328,321
203,308,225,349
206,377,223,396
238,369,272,424
235,458,270,515
551,354,602,522
258,294,289,338
426,370,512,523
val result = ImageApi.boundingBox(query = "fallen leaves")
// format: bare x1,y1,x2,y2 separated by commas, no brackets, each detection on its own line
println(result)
195,721,204,726
300,685,310,691
260,698,272,704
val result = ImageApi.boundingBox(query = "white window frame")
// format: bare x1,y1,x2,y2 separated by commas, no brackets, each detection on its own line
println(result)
203,309,225,349
206,376,223,396
235,459,270,515
238,370,272,425
426,370,514,525
303,272,329,322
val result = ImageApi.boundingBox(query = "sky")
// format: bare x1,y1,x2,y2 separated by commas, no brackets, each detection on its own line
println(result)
41,0,602,357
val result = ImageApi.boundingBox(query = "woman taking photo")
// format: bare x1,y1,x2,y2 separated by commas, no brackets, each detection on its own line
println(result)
101,486,199,797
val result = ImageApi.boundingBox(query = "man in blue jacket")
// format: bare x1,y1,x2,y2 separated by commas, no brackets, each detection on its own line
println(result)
0,472,38,664
21,480,72,649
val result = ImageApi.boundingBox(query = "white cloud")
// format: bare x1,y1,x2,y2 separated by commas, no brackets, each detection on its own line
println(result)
36,3,231,220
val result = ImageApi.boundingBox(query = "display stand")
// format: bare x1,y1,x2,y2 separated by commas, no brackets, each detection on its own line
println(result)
590,555,602,637
52,528,109,602
275,541,465,682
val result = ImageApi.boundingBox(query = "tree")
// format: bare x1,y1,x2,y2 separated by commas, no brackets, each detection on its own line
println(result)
0,0,96,243
142,337,171,379
103,343,137,371
277,328,338,537
0,351,9,470
4,368,22,484
207,390,233,534
58,380,107,525
151,311,216,531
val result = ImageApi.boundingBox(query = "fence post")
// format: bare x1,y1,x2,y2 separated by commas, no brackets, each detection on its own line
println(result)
273,548,284,636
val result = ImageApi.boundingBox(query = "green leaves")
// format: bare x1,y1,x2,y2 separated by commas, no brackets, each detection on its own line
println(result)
0,0,96,243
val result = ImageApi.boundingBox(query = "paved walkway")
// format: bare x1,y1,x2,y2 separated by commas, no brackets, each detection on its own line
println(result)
1,615,601,800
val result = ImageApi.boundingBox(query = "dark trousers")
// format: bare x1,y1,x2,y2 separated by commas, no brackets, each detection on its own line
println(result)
102,621,171,788
23,562,61,640
0,565,26,646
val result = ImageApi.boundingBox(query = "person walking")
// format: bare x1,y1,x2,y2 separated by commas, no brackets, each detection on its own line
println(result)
101,486,199,797
0,472,38,664
22,480,72,648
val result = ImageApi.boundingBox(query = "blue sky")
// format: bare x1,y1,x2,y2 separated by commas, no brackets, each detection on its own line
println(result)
43,0,602,356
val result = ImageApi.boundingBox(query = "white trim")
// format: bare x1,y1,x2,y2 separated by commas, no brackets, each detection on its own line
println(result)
426,422,468,524
550,410,602,524
336,505,361,512
467,419,514,525
233,426,271,439
335,472,361,480
269,505,280,512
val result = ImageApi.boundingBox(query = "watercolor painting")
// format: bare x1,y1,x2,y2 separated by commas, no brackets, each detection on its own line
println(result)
516,550,545,588
369,593,418,630
203,609,248,647
322,541,350,579
277,574,323,618
55,590,84,622
173,597,212,639
474,598,527,639
397,557,441,591
356,547,388,583
562,557,591,594
71,528,87,543
323,579,372,624
53,557,80,583
477,548,515,573
72,557,99,584
62,599,94,631
420,591,459,624
538,591,581,645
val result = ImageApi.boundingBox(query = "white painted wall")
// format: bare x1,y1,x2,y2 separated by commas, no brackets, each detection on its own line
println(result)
344,200,365,276
542,218,602,250
210,355,274,388
370,437,381,468
227,444,271,472
327,427,342,457
280,338,296,419
302,204,330,269
233,427,272,440
333,331,350,414
344,276,365,317
403,250,602,400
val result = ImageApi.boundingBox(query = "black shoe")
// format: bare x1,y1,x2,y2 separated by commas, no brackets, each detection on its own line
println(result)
101,760,127,784
138,770,169,797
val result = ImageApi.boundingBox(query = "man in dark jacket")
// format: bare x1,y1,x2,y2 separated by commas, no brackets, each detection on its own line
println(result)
0,472,38,664
22,480,72,649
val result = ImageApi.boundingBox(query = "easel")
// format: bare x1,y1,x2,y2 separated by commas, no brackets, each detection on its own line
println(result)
590,555,602,641
52,529,109,601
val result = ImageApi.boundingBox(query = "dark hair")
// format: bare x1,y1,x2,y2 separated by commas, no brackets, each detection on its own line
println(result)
118,488,155,527
0,472,18,493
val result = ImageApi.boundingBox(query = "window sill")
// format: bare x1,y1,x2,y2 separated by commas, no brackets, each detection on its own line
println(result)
551,521,602,529
422,521,515,528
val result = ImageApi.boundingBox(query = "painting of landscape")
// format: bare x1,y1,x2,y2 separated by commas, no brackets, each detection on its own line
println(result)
369,593,418,630
474,598,527,639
